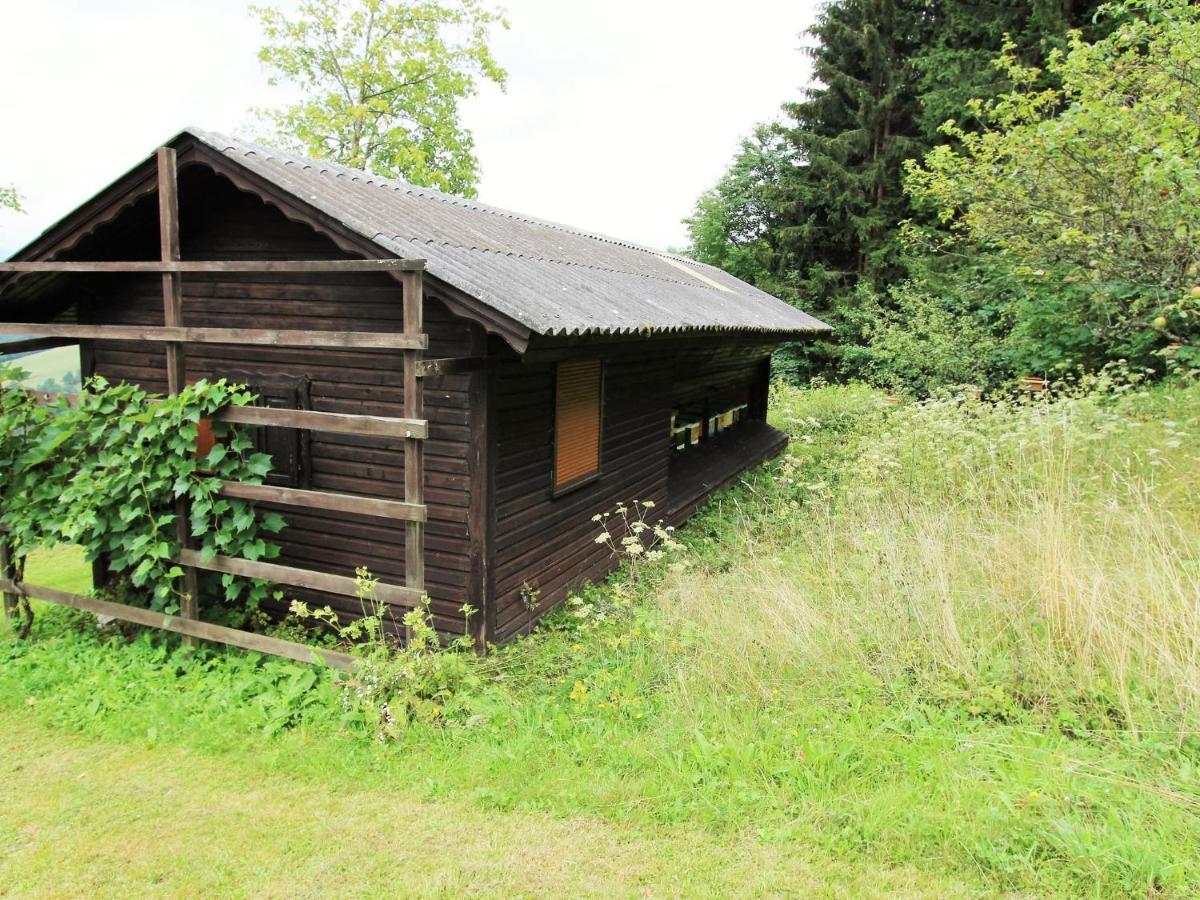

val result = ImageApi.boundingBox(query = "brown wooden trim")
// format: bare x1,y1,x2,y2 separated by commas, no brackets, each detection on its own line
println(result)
218,480,427,522
158,146,200,640
402,271,426,609
213,404,427,439
0,577,356,669
465,325,492,648
0,259,424,274
0,323,429,351
0,539,17,624
175,549,421,608
14,389,428,439
0,337,79,356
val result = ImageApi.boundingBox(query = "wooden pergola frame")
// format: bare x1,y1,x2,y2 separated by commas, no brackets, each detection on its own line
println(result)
0,147,430,670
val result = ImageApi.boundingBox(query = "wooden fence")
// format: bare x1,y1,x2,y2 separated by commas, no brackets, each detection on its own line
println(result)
0,147,428,670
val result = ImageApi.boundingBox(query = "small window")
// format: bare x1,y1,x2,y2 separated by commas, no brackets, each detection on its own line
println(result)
219,370,313,489
554,359,602,491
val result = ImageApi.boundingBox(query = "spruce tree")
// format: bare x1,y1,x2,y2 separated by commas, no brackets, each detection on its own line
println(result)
686,0,1110,379
772,0,933,375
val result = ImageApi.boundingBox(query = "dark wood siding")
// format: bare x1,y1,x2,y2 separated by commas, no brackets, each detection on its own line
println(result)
492,352,673,640
74,168,478,635
489,338,781,641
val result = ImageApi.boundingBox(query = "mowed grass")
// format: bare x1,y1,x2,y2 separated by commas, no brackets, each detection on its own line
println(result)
2,379,1199,896
0,712,962,897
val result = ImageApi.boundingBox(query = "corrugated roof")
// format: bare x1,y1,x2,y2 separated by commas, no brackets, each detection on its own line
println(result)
185,128,830,341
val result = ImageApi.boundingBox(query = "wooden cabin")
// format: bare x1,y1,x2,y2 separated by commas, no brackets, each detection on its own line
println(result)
0,129,829,648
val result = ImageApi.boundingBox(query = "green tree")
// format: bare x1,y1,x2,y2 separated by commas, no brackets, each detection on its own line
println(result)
907,0,1200,373
685,0,1108,383
774,0,931,313
684,124,794,298
252,0,508,196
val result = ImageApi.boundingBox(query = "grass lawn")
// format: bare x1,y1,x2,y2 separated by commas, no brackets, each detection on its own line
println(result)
1,380,1198,896
0,710,963,897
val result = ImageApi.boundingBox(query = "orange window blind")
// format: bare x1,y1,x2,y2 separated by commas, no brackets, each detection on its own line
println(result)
554,359,602,489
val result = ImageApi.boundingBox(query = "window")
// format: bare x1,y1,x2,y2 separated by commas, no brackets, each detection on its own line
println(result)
216,370,313,488
554,359,602,491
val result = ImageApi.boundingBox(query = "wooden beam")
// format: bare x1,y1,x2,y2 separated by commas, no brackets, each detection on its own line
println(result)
218,481,427,522
0,337,79,356
465,323,493,650
0,259,425,274
402,271,426,614
0,323,428,351
16,391,427,439
417,356,486,378
158,146,200,643
0,577,356,670
0,537,16,625
175,549,422,609
212,405,427,439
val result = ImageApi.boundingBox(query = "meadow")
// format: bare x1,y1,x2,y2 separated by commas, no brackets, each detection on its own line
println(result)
2,377,1198,897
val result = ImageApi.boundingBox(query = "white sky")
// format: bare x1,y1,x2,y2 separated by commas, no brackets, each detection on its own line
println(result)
0,0,819,258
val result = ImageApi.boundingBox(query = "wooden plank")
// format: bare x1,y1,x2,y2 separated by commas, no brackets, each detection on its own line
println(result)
0,577,356,670
0,259,425,273
158,146,199,643
402,271,426,608
417,356,486,378
0,323,428,351
466,323,493,649
0,537,16,625
218,480,427,522
213,404,427,439
17,391,428,439
175,549,422,609
0,337,79,356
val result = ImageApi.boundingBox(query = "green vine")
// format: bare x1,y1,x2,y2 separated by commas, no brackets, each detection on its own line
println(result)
0,365,284,623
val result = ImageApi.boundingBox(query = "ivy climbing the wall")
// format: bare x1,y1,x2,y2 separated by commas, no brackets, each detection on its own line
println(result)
0,366,285,626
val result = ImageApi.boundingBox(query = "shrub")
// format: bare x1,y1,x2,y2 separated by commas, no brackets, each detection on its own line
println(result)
906,0,1200,373
0,366,283,622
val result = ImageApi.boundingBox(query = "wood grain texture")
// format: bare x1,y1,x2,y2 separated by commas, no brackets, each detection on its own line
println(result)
73,168,477,635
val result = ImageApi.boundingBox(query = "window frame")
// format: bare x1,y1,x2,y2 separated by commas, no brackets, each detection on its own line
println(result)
550,358,605,497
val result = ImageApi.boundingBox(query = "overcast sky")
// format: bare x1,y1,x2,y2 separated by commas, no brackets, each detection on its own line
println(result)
0,0,820,258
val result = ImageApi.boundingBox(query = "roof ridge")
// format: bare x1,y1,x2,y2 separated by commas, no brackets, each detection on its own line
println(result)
188,127,702,265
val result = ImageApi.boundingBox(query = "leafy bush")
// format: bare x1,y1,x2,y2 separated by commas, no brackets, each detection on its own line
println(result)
906,0,1200,374
842,279,1001,394
0,366,283,621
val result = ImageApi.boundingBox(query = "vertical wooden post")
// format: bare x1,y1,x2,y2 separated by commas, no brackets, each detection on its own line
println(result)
0,530,17,626
465,324,493,651
79,305,106,595
157,147,200,640
401,269,425,636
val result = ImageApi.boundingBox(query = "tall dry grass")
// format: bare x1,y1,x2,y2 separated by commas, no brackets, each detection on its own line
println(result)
660,381,1200,734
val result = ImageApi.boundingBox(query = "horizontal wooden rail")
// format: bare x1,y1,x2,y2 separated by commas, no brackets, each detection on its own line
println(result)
0,259,425,274
175,549,422,609
213,405,427,439
0,323,428,351
219,481,426,521
9,390,427,439
0,577,357,670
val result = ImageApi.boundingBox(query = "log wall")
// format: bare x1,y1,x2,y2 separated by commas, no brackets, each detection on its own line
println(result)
73,168,477,634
